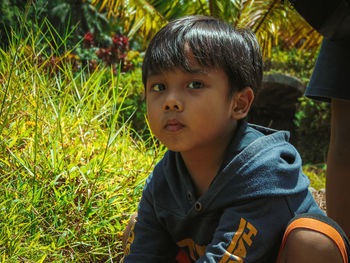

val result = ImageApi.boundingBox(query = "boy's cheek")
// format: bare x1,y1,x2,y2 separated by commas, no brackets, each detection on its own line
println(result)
146,114,159,135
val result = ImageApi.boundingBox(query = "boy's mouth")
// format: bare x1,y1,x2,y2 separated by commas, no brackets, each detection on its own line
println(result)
164,119,184,132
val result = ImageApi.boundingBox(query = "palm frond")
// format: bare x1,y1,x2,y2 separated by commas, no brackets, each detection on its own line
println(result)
90,0,168,44
279,5,322,52
237,0,283,57
87,0,322,55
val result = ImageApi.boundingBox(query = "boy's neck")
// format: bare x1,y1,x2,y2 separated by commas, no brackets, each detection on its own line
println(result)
180,130,236,197
181,152,222,197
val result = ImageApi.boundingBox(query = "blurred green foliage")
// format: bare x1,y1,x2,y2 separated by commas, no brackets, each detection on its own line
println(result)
264,46,319,83
304,164,327,191
0,0,25,48
265,46,330,164
294,97,330,164
0,0,132,52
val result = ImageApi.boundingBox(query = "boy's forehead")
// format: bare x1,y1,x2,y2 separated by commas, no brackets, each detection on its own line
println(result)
183,44,197,64
147,45,212,77
143,41,227,84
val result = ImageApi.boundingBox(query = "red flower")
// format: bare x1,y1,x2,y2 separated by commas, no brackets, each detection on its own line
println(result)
96,47,113,65
84,32,94,41
112,35,129,50
83,32,94,48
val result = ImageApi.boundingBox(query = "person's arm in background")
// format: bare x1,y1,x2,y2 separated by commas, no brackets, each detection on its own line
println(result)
287,0,350,238
327,98,350,237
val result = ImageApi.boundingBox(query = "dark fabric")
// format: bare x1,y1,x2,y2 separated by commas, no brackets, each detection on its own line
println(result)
289,0,350,40
289,0,350,102
123,121,324,263
305,38,350,102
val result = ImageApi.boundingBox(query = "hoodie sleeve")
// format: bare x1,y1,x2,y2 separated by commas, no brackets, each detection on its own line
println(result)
122,175,178,263
195,197,297,263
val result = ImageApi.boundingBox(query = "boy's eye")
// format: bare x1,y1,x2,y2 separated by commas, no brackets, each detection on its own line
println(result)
188,81,204,89
151,83,166,92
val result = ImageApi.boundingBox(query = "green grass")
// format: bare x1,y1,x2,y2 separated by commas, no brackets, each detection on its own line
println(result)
0,25,165,262
304,164,326,191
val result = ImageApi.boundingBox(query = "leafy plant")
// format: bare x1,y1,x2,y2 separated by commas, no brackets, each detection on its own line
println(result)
82,32,134,72
294,97,331,164
0,0,29,49
0,0,117,52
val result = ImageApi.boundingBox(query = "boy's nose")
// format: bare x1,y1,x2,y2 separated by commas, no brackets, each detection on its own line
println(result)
163,98,183,112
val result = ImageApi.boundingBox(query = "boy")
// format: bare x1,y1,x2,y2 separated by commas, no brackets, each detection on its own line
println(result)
122,15,349,262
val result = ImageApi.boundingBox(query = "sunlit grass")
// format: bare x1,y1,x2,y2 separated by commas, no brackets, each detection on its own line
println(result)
0,23,164,262
303,164,326,191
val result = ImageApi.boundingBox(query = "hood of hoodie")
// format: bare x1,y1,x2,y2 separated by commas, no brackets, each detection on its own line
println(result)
148,121,310,215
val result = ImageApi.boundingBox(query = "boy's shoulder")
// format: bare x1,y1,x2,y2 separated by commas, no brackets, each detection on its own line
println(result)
247,123,282,136
226,121,291,158
230,122,296,167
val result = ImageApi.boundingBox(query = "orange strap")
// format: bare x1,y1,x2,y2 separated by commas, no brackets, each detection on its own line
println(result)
276,217,348,263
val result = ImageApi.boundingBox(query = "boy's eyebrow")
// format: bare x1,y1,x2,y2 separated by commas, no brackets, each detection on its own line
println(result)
147,67,210,79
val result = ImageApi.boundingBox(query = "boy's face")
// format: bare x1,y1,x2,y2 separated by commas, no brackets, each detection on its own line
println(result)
145,63,241,155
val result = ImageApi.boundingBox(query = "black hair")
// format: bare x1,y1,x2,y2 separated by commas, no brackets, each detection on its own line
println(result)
142,15,263,96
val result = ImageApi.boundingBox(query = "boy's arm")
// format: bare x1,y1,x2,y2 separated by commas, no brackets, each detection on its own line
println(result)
122,184,178,263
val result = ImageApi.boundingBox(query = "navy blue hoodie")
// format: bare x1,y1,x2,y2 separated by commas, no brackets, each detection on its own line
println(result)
123,121,323,262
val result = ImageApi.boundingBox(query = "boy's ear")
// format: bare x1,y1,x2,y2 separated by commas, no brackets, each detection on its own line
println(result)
231,87,254,120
